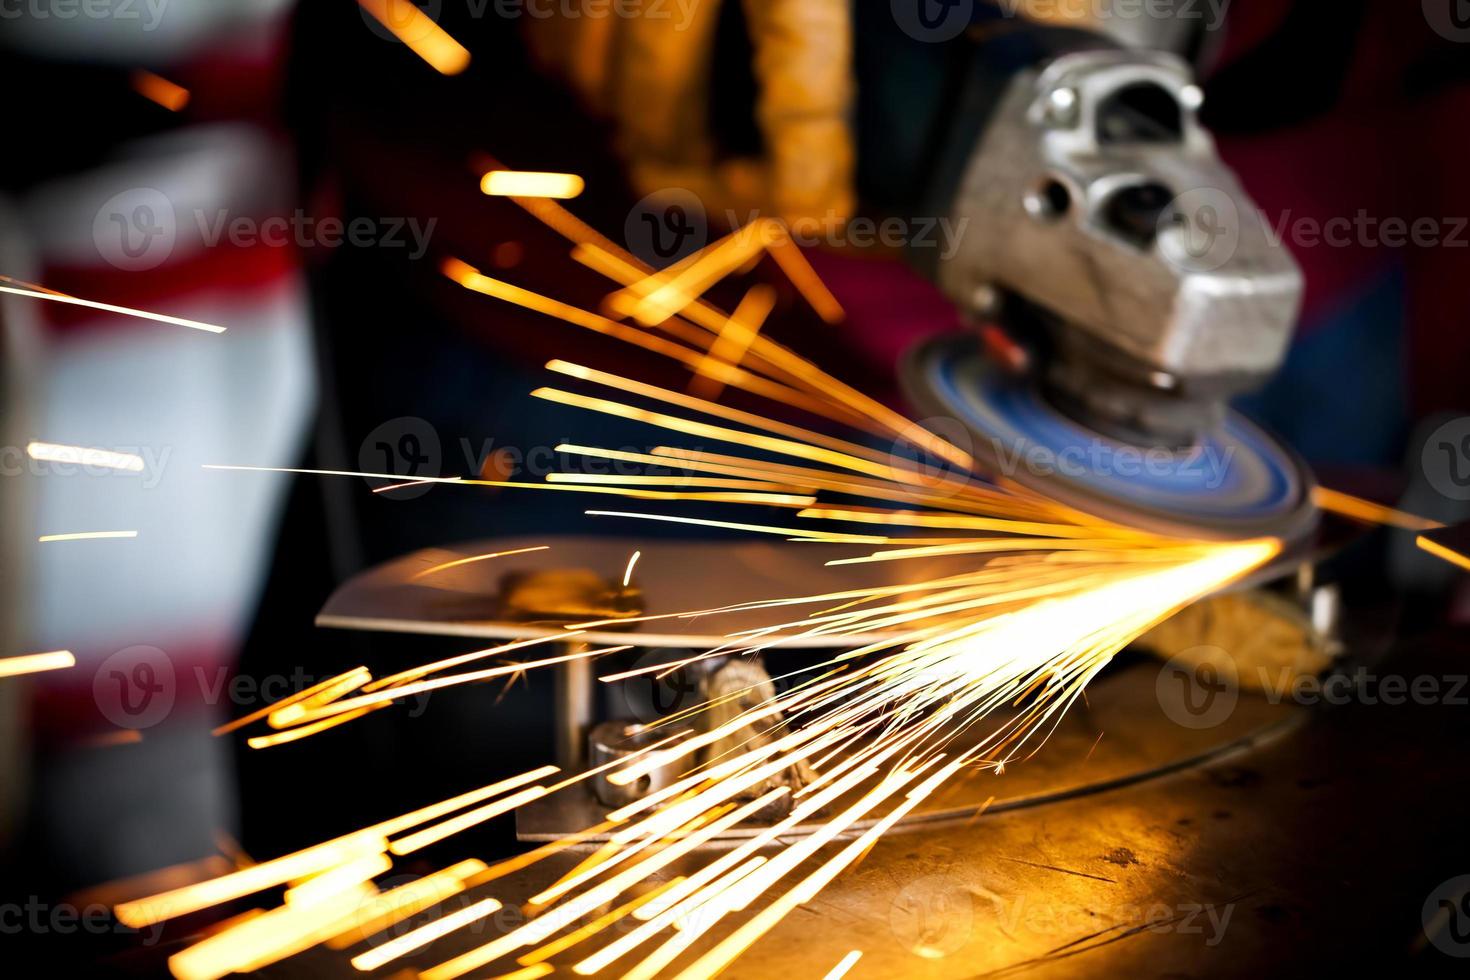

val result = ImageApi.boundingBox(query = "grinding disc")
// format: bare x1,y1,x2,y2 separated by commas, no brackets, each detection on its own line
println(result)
902,334,1319,543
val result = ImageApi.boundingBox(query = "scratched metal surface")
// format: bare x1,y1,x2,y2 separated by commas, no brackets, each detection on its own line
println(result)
269,622,1468,979
517,654,1303,841
314,533,1318,650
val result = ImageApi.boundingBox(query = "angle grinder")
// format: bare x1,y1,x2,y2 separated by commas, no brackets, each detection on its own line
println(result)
891,22,1317,543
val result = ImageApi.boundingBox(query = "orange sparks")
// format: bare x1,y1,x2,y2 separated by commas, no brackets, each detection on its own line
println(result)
131,70,190,111
350,896,503,971
163,193,1300,980
767,231,845,324
1417,535,1470,573
0,275,226,333
38,530,138,543
481,170,585,199
357,0,470,75
0,650,76,678
27,441,145,472
689,285,778,402
822,950,864,980
411,545,551,580
1312,486,1443,531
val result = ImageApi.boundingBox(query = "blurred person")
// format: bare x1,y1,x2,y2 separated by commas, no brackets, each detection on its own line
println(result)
0,0,313,893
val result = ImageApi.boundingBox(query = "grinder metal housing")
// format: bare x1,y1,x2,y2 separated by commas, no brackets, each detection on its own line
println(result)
906,34,1316,542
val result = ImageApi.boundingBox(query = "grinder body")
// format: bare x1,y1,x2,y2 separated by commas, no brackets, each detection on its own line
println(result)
876,18,1316,541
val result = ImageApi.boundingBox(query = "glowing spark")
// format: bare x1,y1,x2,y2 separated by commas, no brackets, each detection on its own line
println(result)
1313,486,1443,531
168,882,378,980
205,463,812,507
611,221,777,326
27,441,145,472
373,476,463,492
689,285,778,401
357,0,470,75
324,859,488,949
350,896,503,971
480,170,585,199
411,545,551,580
622,549,642,588
115,832,389,927
390,785,549,855
214,668,371,736
246,706,382,748
515,879,683,966
0,650,75,678
1418,534,1470,573
123,196,1293,980
38,530,137,543
767,231,845,323
822,949,864,980
0,275,226,333
284,852,392,907
131,70,190,111
486,966,553,980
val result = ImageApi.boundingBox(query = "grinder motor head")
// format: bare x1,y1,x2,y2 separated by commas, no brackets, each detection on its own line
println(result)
908,41,1315,542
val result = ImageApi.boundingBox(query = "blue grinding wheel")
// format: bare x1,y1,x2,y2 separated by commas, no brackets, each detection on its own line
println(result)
902,335,1319,543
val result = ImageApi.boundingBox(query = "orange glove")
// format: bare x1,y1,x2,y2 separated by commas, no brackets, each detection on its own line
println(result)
524,0,854,230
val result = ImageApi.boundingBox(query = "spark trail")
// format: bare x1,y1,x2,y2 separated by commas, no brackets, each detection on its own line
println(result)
122,206,1283,979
